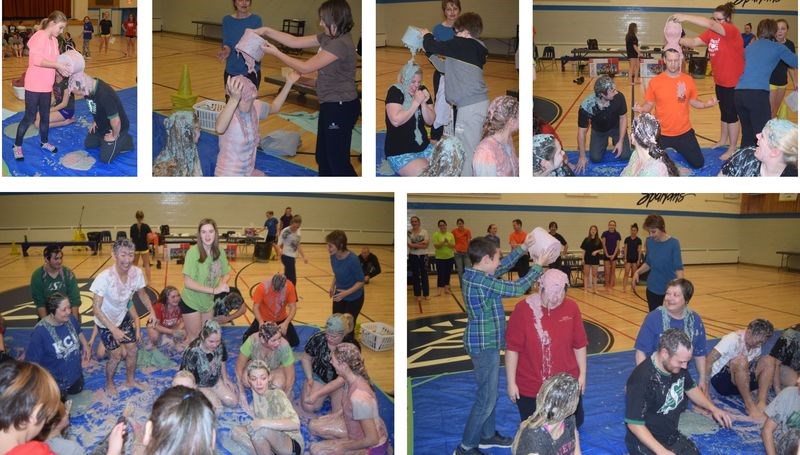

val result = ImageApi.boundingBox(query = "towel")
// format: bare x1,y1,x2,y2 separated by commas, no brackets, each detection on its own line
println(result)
259,130,301,157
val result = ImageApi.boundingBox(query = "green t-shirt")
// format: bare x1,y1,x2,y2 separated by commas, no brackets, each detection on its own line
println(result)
30,266,81,308
240,334,295,371
432,231,455,260
181,245,231,312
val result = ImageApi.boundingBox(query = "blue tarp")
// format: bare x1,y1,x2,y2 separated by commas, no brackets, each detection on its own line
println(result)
152,112,318,176
565,147,726,176
411,336,780,455
3,325,393,454
2,88,137,176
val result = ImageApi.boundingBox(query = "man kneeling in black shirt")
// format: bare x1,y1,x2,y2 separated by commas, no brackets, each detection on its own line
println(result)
69,72,134,163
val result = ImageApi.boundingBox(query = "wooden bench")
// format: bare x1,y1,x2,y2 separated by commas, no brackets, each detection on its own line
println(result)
264,75,362,100
21,239,99,257
776,251,800,272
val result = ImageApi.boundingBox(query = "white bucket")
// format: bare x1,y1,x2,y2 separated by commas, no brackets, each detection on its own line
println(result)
57,49,85,77
401,26,423,53
527,227,563,265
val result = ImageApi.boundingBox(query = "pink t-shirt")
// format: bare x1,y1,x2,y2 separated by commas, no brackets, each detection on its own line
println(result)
343,376,388,449
215,100,268,176
24,30,59,93
472,137,519,177
700,22,744,88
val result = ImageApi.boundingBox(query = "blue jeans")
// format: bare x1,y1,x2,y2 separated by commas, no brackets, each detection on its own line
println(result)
461,349,500,448
454,252,471,287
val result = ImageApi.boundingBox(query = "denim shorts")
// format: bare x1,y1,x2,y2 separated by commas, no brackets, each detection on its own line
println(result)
387,143,433,173
59,108,75,119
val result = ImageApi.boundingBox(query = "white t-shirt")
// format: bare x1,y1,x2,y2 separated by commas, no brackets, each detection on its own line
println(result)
90,265,146,328
710,330,761,378
278,226,301,258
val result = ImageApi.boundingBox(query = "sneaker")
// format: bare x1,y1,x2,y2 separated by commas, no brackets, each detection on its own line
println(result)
41,142,58,153
478,432,514,449
453,445,484,455
13,146,24,160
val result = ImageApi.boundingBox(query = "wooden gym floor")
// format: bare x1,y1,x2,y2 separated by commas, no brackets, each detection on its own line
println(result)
533,66,799,151
152,32,362,176
408,262,800,355
0,242,395,394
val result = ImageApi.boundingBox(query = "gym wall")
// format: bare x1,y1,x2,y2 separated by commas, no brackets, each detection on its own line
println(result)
533,0,797,59
407,193,800,268
0,193,393,245
377,0,519,47
155,0,362,47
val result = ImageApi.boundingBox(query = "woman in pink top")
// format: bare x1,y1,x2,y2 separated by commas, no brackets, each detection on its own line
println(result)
309,343,388,454
123,13,136,57
214,72,299,176
13,11,69,161
472,96,520,176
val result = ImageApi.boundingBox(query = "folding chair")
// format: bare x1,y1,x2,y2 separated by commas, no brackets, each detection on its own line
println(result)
540,46,557,71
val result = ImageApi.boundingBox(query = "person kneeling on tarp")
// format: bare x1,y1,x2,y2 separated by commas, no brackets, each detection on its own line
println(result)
69,71,134,163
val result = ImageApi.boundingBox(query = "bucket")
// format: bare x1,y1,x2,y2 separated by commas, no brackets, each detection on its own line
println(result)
527,227,563,265
57,49,85,77
235,29,267,74
401,26,423,53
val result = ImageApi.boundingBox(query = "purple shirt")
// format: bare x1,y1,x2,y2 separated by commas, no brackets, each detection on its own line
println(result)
601,230,622,257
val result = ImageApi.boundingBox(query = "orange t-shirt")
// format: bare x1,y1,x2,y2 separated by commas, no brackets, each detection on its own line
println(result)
253,280,298,322
509,230,527,248
452,227,472,253
644,72,697,137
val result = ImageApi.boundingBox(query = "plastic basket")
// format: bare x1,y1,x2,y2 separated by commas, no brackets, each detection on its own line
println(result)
193,100,226,131
360,322,394,352
12,85,25,101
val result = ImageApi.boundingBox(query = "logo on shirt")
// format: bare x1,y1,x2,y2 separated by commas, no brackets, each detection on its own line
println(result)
52,334,79,359
328,122,340,130
708,38,720,57
676,81,687,103
658,377,685,414
87,99,97,114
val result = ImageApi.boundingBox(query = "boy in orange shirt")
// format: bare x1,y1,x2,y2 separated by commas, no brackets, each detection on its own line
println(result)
243,273,299,347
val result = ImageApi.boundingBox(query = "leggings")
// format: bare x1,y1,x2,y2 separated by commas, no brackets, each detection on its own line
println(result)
646,288,665,312
658,129,704,169
281,255,297,286
15,90,51,147
332,294,365,325
436,257,455,288
735,89,771,148
408,254,429,297
317,99,360,176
